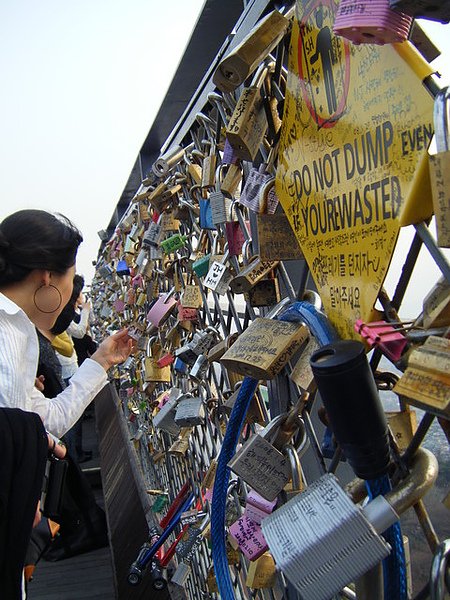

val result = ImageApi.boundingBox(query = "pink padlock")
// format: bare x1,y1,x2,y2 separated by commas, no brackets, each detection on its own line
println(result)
229,515,268,561
158,393,170,409
355,318,408,362
225,221,247,257
113,297,125,313
146,293,178,327
333,0,413,45
132,273,144,289
244,490,277,525
178,304,198,322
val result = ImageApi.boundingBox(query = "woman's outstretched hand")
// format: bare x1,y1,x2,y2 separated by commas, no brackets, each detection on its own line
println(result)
91,329,133,372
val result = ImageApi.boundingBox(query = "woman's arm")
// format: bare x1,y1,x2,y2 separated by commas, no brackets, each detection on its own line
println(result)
66,304,90,339
31,329,133,438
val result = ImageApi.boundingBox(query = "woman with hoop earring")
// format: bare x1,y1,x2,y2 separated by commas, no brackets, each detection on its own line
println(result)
0,209,133,439
0,209,133,598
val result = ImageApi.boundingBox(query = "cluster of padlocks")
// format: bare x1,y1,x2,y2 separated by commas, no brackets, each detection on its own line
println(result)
90,2,450,599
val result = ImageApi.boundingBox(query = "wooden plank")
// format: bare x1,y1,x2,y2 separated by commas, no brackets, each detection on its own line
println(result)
96,384,170,600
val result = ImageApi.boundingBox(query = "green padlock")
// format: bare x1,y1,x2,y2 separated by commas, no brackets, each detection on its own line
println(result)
151,494,169,513
192,253,211,278
160,233,188,254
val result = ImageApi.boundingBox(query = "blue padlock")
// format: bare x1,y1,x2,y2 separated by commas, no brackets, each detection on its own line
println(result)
174,357,189,375
117,259,130,277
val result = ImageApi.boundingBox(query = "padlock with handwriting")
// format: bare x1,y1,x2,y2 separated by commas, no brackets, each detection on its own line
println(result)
168,427,192,456
160,233,189,254
221,317,309,380
181,282,202,309
203,252,233,296
142,218,163,248
226,63,272,162
230,256,279,294
245,276,280,308
257,212,304,261
229,514,268,561
393,335,450,418
228,418,291,501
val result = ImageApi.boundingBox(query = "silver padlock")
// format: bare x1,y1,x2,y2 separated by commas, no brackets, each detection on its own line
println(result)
176,513,210,563
209,165,230,226
174,341,200,367
174,394,206,427
142,216,163,248
262,473,392,600
189,327,219,356
153,395,181,437
189,354,209,382
203,249,232,296
170,561,191,587
228,416,291,502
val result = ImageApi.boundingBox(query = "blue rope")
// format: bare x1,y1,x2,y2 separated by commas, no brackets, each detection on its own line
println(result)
211,376,259,600
366,476,408,600
278,301,339,346
211,302,338,599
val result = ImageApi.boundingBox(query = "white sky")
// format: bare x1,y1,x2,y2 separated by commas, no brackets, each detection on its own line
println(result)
0,3,449,317
0,0,204,281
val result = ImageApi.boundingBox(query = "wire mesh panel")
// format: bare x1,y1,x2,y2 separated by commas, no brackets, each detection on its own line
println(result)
91,2,450,599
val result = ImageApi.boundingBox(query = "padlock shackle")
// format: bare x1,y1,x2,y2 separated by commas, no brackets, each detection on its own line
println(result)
195,112,216,144
430,539,450,600
385,448,438,517
207,92,230,128
251,59,276,91
347,447,438,517
302,289,322,311
241,238,253,266
284,444,302,492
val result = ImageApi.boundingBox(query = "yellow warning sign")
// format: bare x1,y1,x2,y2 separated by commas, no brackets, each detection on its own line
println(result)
276,0,435,340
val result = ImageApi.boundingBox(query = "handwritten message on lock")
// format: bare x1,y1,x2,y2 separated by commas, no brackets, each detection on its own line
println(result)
245,491,277,525
228,434,290,501
257,213,304,261
229,515,268,561
221,318,309,379
181,284,202,308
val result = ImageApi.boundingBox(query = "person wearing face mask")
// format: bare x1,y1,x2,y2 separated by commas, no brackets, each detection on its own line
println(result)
0,209,133,439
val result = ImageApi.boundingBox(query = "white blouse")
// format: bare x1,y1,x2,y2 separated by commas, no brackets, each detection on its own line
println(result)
0,292,107,438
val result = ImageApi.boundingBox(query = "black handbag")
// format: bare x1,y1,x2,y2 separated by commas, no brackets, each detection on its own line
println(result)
40,455,68,520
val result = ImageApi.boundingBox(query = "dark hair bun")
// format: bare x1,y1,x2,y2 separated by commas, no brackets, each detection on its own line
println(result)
0,210,82,287
0,230,10,273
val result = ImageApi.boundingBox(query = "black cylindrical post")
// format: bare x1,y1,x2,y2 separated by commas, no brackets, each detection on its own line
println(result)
310,340,390,479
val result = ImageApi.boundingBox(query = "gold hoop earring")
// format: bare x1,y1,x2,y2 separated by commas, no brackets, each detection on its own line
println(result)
33,284,62,314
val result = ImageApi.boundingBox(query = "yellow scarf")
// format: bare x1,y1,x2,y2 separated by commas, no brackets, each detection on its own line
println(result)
51,332,74,357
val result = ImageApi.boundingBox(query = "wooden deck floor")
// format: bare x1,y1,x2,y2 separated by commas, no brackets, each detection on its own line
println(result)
27,407,117,600
27,546,115,600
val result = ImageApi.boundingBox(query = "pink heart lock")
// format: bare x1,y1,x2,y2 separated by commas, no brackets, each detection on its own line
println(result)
146,293,177,327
